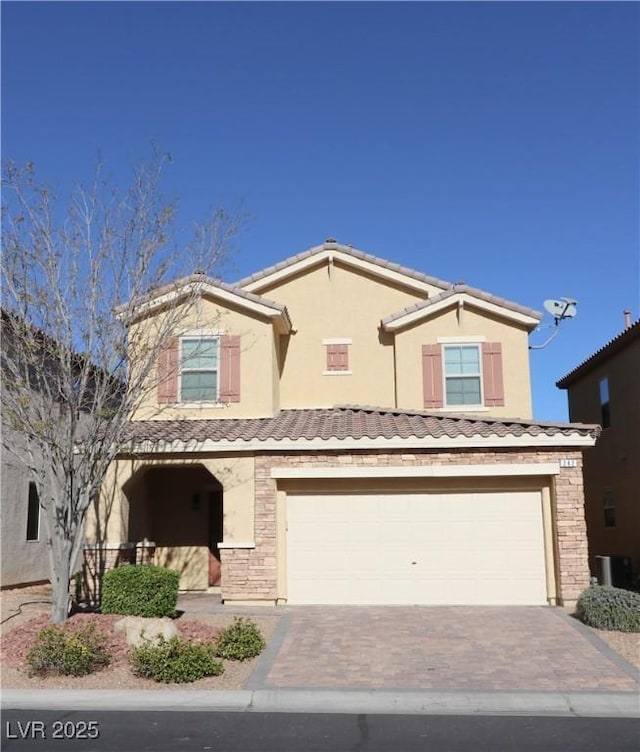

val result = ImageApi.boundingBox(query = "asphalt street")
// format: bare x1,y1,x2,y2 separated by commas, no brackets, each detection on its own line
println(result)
2,711,640,752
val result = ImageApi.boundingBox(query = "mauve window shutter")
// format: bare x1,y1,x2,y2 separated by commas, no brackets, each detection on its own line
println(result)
326,344,349,371
326,344,336,370
482,342,505,406
157,337,179,404
326,344,338,371
336,344,349,370
422,344,443,409
220,335,241,402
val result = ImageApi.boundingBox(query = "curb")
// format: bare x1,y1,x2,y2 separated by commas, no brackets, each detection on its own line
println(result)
3,689,639,718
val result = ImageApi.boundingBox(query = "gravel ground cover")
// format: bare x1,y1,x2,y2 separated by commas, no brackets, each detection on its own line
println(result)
590,627,640,671
1,586,279,690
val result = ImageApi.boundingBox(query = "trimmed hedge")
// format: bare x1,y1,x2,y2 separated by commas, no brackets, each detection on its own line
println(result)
101,565,179,618
576,585,640,632
130,636,223,683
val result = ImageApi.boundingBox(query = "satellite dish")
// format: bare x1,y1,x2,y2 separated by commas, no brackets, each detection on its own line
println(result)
543,298,578,321
530,298,578,350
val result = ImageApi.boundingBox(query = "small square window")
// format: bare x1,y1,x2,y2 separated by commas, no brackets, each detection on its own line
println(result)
26,482,40,541
444,345,482,406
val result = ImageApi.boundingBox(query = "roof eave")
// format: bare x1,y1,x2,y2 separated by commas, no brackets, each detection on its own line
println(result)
382,292,541,332
117,279,292,332
119,432,597,456
557,321,640,388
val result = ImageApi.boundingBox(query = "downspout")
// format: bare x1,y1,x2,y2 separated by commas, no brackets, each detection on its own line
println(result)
392,333,398,408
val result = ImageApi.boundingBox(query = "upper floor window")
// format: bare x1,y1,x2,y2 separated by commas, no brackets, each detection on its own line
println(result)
157,334,240,405
180,337,219,402
26,481,40,541
443,345,482,406
599,377,610,428
422,340,504,410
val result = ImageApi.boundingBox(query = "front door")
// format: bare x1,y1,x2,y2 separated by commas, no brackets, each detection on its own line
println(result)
208,489,223,586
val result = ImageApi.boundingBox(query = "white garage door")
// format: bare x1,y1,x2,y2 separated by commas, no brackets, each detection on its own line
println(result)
286,491,547,605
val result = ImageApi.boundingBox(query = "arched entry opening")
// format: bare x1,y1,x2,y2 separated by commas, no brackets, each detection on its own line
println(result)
124,464,223,591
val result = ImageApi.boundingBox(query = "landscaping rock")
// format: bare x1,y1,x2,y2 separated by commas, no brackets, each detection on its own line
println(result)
114,616,178,647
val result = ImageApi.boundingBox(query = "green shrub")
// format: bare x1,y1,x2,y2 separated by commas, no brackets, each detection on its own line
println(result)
26,623,111,677
101,565,179,618
130,636,223,683
214,617,265,661
576,585,640,632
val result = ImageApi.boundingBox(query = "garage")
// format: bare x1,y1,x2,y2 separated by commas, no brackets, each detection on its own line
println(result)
286,490,548,605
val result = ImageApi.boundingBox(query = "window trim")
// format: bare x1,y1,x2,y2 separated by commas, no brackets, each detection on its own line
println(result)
437,335,487,343
179,334,220,404
442,343,484,408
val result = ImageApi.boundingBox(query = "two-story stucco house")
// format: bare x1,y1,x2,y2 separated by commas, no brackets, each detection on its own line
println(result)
557,314,639,589
92,240,598,607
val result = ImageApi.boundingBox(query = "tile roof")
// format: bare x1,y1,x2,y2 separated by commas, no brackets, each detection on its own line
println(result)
381,285,542,327
557,319,640,387
122,405,598,446
235,241,452,291
116,273,292,328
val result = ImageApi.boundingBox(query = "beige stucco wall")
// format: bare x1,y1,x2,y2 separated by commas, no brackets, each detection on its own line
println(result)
127,262,535,420
394,305,534,418
130,296,279,421
254,260,426,409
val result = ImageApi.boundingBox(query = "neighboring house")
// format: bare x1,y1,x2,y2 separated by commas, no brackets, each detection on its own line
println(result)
0,424,50,588
92,240,599,606
0,311,108,589
557,314,639,589
1,312,50,588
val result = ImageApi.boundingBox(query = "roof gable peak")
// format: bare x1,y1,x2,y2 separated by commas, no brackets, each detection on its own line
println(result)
237,240,452,295
381,286,542,332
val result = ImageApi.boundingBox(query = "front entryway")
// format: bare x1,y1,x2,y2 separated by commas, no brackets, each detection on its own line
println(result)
286,491,548,605
125,465,224,590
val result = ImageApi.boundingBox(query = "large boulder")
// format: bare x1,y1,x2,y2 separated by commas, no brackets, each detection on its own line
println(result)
114,616,178,647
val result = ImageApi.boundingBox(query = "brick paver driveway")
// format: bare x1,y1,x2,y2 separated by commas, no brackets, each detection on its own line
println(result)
253,606,640,692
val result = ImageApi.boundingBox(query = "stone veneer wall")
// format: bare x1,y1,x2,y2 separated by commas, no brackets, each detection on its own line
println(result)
220,449,590,605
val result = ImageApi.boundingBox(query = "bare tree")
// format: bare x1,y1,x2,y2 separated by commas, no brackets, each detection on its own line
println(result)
1,154,245,622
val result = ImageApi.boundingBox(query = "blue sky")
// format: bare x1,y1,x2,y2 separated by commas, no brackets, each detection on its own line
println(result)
3,1,639,421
